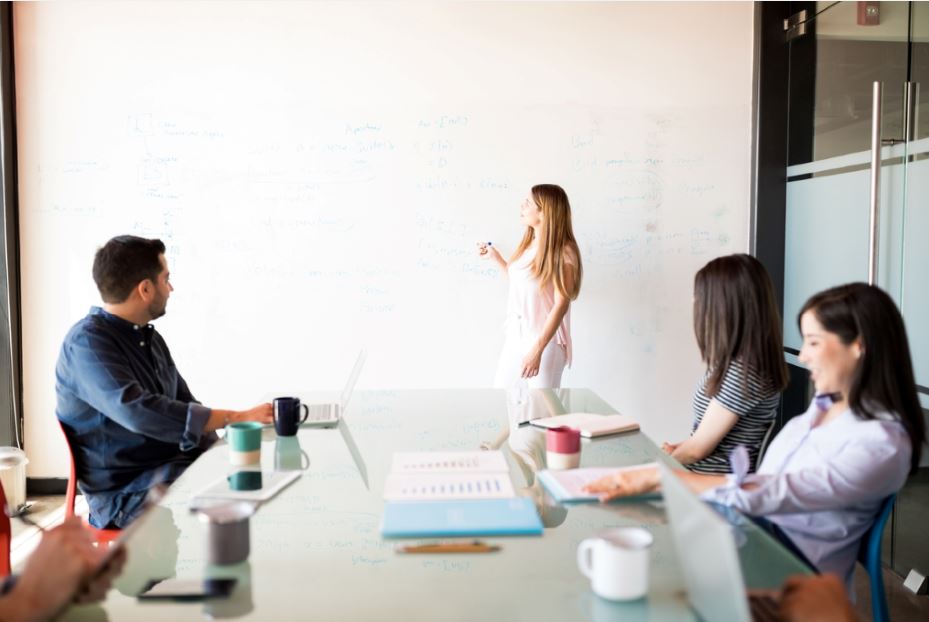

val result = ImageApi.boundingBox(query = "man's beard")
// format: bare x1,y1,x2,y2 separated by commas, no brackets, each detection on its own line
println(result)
148,300,167,320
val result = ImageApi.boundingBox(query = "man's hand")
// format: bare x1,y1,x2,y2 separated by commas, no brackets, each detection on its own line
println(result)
780,574,859,622
582,466,661,501
236,403,273,425
208,403,273,431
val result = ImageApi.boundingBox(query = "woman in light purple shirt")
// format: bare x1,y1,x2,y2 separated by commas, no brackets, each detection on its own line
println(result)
585,283,925,587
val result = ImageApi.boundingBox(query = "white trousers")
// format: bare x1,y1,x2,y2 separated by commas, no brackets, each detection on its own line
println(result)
493,327,567,389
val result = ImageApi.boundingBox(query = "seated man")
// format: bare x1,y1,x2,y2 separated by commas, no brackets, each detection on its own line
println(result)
56,235,272,528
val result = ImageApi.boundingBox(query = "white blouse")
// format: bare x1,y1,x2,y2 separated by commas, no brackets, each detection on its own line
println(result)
701,400,912,586
504,244,575,365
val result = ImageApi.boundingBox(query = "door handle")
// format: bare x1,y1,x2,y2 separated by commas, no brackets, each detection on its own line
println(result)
869,81,881,286
905,81,918,143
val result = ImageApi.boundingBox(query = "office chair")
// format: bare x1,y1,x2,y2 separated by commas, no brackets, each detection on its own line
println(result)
59,424,121,544
0,479,10,576
756,420,777,467
858,493,896,622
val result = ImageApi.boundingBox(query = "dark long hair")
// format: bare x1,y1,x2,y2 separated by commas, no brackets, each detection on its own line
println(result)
799,283,925,472
694,254,789,397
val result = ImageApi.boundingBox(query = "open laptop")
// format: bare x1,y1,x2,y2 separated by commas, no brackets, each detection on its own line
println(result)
303,350,366,427
659,463,783,622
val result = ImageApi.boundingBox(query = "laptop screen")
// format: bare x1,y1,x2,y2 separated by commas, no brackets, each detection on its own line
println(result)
339,349,366,412
659,464,752,622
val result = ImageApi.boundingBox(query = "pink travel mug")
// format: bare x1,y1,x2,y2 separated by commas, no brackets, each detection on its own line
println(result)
546,426,581,470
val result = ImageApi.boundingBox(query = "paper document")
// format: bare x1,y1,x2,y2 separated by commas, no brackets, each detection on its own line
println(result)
538,463,659,502
383,472,515,501
391,450,508,473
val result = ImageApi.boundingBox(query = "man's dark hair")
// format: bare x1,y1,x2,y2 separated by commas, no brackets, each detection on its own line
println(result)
92,236,166,303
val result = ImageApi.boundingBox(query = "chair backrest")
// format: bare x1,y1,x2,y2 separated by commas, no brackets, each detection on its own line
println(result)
58,421,79,519
0,479,11,576
57,421,123,541
756,420,777,468
858,493,896,622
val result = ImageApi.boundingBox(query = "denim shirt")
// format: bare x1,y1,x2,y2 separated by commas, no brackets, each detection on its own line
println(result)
55,307,215,528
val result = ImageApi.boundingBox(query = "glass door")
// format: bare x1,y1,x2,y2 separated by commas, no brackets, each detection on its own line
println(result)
782,1,913,354
783,2,929,411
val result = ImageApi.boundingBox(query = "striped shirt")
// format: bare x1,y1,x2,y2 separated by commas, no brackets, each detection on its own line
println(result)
687,359,779,474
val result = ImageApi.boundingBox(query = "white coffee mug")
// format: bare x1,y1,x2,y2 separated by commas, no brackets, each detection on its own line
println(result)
577,527,653,601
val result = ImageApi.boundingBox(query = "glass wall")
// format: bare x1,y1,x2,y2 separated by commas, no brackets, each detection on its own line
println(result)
902,3,929,399
783,1,926,409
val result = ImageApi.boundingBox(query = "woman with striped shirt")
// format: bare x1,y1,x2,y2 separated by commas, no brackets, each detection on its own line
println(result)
661,254,788,474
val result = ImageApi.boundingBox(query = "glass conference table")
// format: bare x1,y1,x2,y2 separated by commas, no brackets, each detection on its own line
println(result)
62,389,808,621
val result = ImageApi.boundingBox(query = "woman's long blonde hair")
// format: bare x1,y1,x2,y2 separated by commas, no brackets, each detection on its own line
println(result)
510,184,582,300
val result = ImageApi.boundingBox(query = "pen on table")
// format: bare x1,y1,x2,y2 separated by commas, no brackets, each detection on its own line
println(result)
396,540,501,554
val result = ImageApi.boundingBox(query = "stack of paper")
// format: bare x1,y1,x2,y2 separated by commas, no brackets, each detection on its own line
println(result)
380,451,542,538
383,451,515,501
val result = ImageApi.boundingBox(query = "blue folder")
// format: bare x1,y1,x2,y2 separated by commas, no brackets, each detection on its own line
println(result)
381,497,543,538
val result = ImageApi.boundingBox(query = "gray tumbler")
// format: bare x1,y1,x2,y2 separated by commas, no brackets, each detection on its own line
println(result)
198,502,256,565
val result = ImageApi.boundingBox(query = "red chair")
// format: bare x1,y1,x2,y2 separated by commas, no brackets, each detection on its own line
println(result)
59,424,121,544
0,479,10,576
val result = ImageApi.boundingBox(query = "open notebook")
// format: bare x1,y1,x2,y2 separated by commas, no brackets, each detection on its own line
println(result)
530,413,639,438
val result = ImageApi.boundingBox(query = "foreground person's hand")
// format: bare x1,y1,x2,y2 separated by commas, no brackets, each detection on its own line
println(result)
583,466,661,501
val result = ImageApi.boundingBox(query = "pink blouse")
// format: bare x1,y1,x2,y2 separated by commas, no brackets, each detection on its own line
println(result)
505,244,575,366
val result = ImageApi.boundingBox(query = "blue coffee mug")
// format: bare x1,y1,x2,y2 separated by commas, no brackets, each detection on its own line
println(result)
273,397,309,436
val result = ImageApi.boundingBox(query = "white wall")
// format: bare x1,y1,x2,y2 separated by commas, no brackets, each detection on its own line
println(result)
14,1,755,477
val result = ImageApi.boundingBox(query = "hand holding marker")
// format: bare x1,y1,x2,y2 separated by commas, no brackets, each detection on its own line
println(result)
477,241,507,270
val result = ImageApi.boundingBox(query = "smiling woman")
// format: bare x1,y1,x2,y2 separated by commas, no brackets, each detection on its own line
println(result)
796,283,925,472
797,310,859,399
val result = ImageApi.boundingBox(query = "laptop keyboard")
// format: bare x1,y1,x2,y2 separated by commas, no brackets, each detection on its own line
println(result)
306,404,337,422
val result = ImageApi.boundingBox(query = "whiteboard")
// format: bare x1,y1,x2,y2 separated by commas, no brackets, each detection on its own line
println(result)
14,2,755,477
